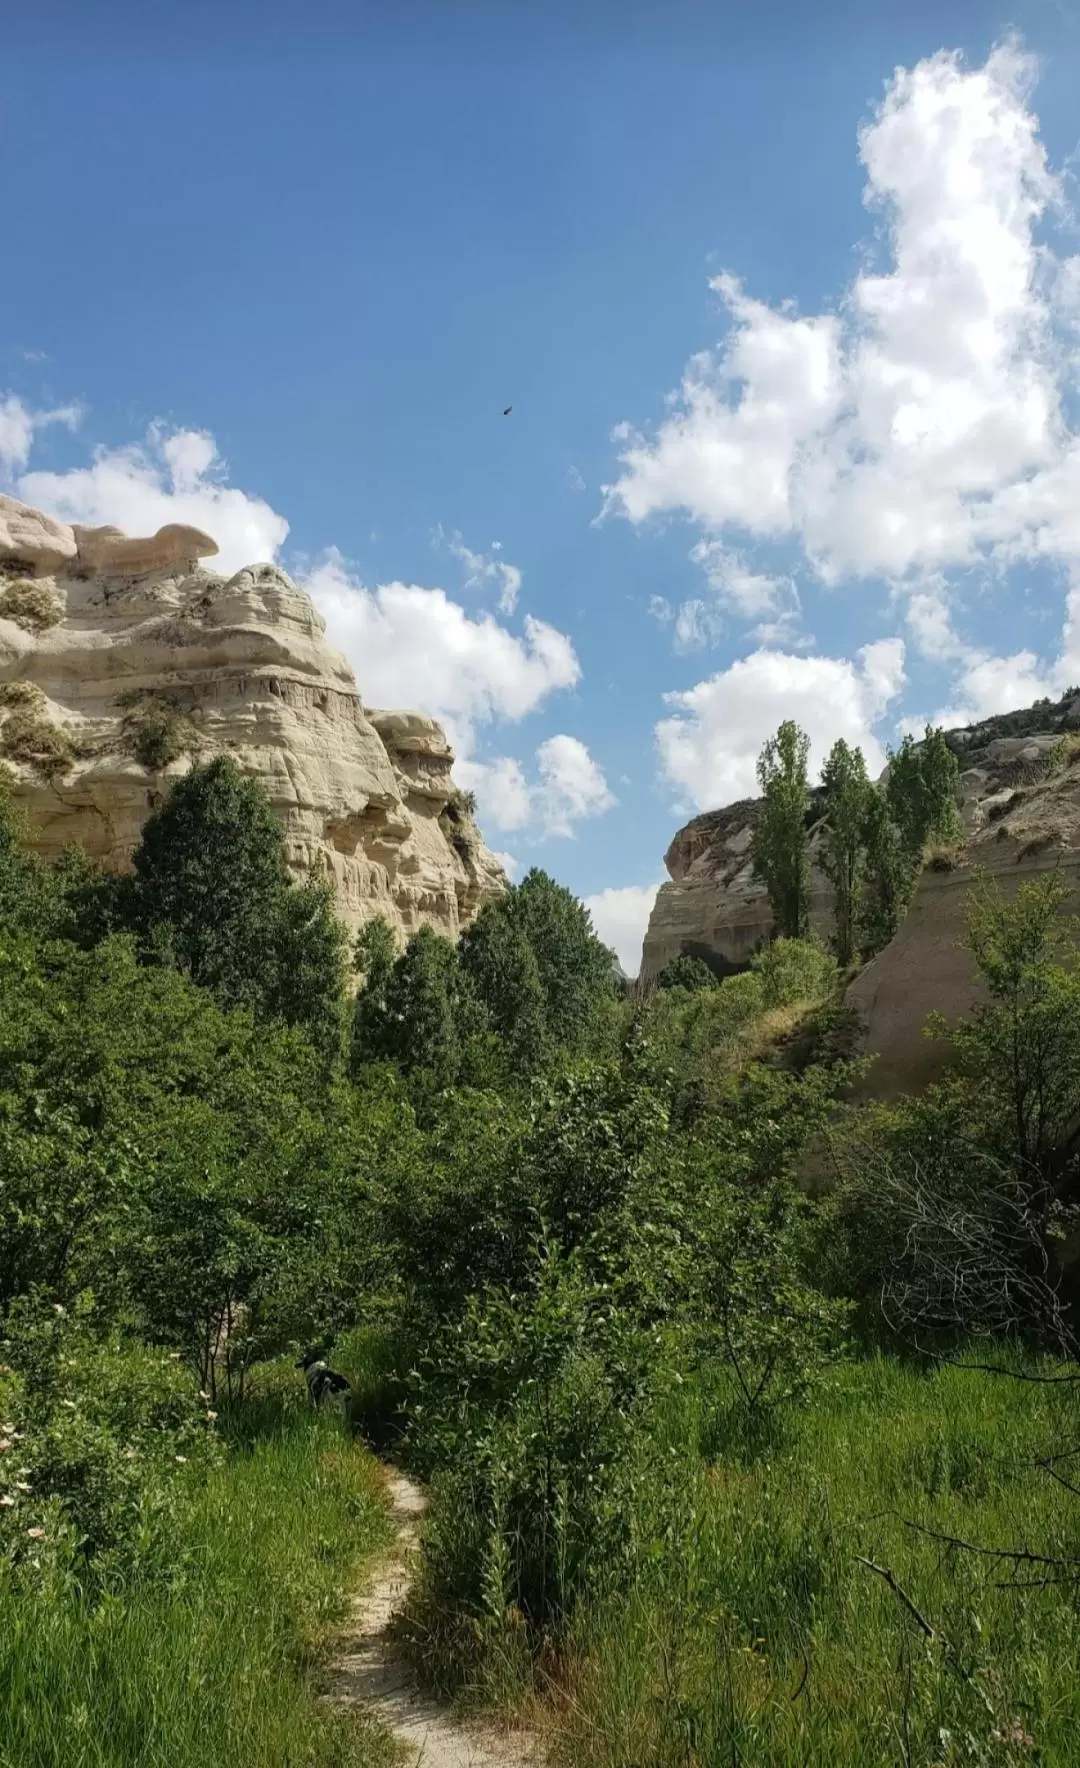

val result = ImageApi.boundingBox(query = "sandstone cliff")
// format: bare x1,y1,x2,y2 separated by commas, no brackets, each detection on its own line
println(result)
642,695,1080,1095
0,495,505,943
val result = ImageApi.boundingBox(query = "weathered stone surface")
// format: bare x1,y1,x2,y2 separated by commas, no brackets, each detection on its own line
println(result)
0,504,505,944
641,798,833,980
71,521,219,576
0,495,78,575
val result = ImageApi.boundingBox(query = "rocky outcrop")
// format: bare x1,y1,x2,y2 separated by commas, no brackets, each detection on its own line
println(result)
642,796,834,980
0,495,505,944
642,692,1080,1097
848,713,1080,1098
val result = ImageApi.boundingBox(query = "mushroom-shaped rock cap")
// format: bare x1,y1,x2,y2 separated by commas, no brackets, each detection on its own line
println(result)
72,521,219,575
0,495,78,576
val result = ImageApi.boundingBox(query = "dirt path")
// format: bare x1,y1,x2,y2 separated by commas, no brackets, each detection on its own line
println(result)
328,1468,542,1767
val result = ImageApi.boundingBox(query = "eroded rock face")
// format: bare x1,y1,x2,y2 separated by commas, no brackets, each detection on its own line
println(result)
0,503,505,944
642,797,834,980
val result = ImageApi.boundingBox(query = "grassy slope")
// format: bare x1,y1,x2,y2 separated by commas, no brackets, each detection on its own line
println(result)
552,1354,1080,1767
0,1401,397,1768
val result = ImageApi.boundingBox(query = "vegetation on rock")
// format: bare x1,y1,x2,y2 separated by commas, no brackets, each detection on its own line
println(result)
0,579,63,632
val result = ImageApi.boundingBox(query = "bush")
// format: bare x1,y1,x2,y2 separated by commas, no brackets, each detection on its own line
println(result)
656,954,718,992
0,708,74,778
0,1300,217,1593
121,696,202,771
0,581,63,632
750,935,837,1007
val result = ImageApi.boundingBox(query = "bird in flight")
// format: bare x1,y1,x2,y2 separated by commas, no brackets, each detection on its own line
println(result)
502,405,512,416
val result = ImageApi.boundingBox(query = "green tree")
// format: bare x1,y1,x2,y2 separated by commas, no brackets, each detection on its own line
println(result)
886,725,961,862
462,870,614,1059
949,868,1080,1183
858,786,911,952
128,757,347,1049
752,721,811,939
351,914,399,1069
820,738,870,964
656,953,718,993
458,903,546,1067
373,924,466,1087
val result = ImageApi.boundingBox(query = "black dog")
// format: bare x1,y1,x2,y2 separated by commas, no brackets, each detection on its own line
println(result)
297,1350,351,1409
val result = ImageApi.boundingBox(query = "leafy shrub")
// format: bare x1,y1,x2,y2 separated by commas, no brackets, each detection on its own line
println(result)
656,954,718,992
0,708,74,777
750,935,837,1007
0,1299,217,1592
122,696,202,770
0,682,45,711
0,581,63,632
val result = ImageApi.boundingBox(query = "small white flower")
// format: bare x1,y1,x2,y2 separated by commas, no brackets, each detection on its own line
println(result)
205,1410,217,1421
0,1439,11,1453
26,1526,45,1540
14,1482,30,1493
174,1454,187,1464
60,1400,76,1411
0,1494,16,1508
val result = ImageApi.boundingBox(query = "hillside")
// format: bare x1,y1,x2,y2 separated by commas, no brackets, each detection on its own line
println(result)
0,494,505,942
642,693,1080,1092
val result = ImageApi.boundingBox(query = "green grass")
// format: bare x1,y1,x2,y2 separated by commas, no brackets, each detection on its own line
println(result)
0,1393,399,1768
540,1354,1080,1767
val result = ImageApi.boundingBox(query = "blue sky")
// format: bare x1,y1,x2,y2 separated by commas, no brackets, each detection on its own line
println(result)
5,1,1080,970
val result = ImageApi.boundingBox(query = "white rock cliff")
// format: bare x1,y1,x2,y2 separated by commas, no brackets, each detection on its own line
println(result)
0,494,506,942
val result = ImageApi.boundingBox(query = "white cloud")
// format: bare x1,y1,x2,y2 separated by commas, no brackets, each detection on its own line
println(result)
441,528,523,613
536,734,616,837
0,394,80,476
456,754,533,830
606,42,1080,613
19,424,288,576
491,849,521,881
657,638,906,809
304,552,605,838
457,736,615,840
584,881,663,977
305,550,579,759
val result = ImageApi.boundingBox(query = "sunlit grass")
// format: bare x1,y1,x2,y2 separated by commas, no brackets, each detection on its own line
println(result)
0,1392,398,1768
553,1353,1080,1767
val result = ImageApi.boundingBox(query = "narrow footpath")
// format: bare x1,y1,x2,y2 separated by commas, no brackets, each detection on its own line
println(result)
328,1468,542,1768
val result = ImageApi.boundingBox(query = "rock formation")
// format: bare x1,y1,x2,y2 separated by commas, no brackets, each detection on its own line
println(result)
642,695,1080,1096
643,797,834,981
0,494,505,943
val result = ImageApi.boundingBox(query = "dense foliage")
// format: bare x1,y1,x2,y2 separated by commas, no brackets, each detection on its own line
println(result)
2,750,1079,1768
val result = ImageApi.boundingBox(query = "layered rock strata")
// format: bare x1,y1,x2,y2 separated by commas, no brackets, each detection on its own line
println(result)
0,495,505,942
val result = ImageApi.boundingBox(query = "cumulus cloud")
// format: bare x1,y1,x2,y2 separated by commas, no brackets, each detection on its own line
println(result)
657,639,906,809
584,881,663,977
305,553,607,837
0,394,80,476
600,40,1080,798
606,43,1080,597
536,735,616,836
305,550,579,757
440,528,523,613
19,424,289,576
458,737,615,840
